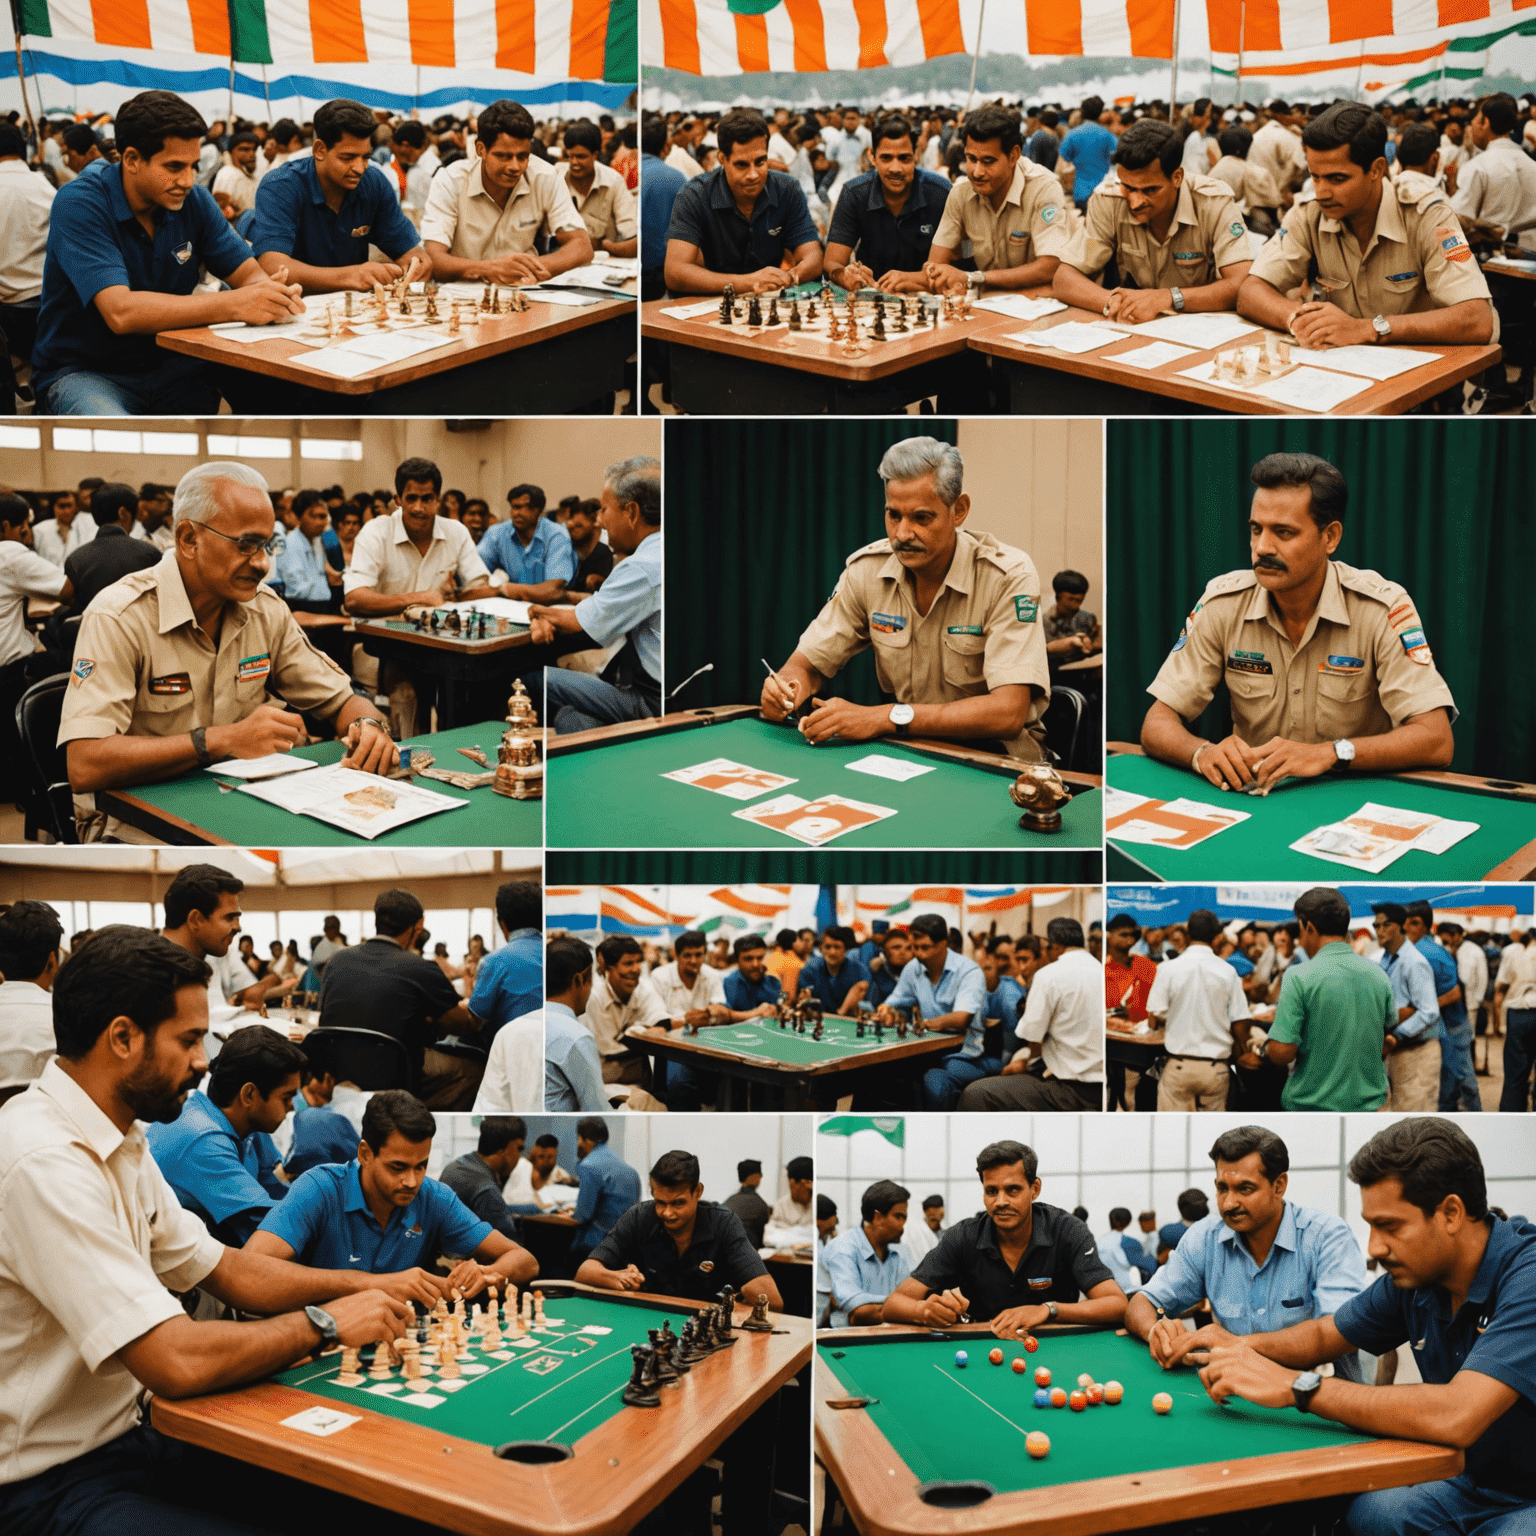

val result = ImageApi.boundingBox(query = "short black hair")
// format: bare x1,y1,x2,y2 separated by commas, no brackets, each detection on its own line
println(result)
1397,121,1440,168
270,117,303,146
1186,908,1222,943
1218,125,1252,159
1046,917,1084,948
0,493,31,531
392,121,426,149
1475,92,1518,138
373,888,423,938
577,1115,610,1144
922,1194,944,1210
479,99,536,150
361,1089,436,1153
822,925,856,948
1373,901,1408,928
1209,1125,1290,1182
61,123,99,156
1176,1187,1209,1222
786,1156,813,1181
313,98,377,150
597,935,642,966
1081,96,1104,121
737,1159,763,1181
1302,99,1387,171
115,91,209,160
496,880,541,932
909,913,947,945
395,456,442,496
0,899,63,980
564,119,602,154
1294,886,1350,937
52,926,211,1060
675,929,708,956
228,131,257,150
734,933,767,959
547,935,593,995
1052,569,1089,597
478,1115,527,1155
1250,451,1348,530
1109,1207,1132,1228
871,114,916,151
861,1179,910,1222
534,1133,560,1149
651,1149,701,1189
641,115,668,156
718,109,771,159
1114,118,1182,175
206,1024,307,1108
1404,900,1435,930
506,483,547,511
1349,1117,1487,1221
163,864,244,929
0,122,26,158
977,1139,1038,1183
817,1194,837,1220
964,104,1022,155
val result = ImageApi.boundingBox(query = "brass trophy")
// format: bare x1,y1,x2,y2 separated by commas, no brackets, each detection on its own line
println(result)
492,679,544,800
1009,761,1070,833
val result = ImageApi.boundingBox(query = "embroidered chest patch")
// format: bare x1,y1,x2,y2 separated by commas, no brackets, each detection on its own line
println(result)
237,653,272,682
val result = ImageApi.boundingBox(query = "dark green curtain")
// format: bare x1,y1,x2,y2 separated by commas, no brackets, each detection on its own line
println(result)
1106,421,1536,780
548,851,1101,884
664,420,959,708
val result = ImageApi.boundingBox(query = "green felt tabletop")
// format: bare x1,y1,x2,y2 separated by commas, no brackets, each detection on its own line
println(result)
274,1294,687,1448
818,1330,1370,1492
108,721,542,847
1107,753,1531,880
651,1013,937,1070
547,717,1102,850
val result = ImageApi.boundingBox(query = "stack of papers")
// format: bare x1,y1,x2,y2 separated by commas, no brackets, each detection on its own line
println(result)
1291,802,1478,873
1010,322,1125,354
661,299,722,320
1133,313,1261,348
294,329,463,380
1176,360,1374,412
1290,345,1441,380
1114,340,1198,371
973,294,1067,321
205,755,316,782
238,764,468,839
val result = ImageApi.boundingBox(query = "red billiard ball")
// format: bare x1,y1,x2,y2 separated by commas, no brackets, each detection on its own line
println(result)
989,1348,1004,1366
1034,1366,1051,1387
1087,1385,1105,1406
1023,1335,1039,1353
1011,1358,1027,1375
1049,1387,1067,1408
1069,1390,1087,1412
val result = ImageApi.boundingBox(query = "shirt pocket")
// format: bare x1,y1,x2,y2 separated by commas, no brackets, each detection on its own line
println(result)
1315,667,1373,738
1225,668,1276,707
941,630,988,693
869,622,913,696
134,674,197,735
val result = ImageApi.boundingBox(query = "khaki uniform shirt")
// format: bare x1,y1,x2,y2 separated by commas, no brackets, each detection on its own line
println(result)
1062,173,1251,289
556,159,637,244
932,159,1072,272
1211,154,1282,212
58,552,356,841
1249,120,1307,196
419,157,585,258
344,511,490,598
1148,559,1457,749
795,529,1051,762
1249,178,1492,320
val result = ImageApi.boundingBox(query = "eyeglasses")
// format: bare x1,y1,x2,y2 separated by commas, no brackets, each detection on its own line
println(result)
198,524,281,557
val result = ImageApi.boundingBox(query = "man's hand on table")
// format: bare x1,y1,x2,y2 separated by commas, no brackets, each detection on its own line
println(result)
1198,1344,1301,1409
1289,303,1375,349
1161,1320,1241,1367
323,1290,413,1347
798,697,890,744
991,1303,1051,1339
918,1288,969,1327
340,717,399,775
217,704,303,760
606,1264,647,1291
1102,287,1170,325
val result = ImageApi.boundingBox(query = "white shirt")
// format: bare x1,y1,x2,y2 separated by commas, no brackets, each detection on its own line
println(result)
471,1009,543,1113
502,1156,578,1208
31,517,92,567
344,511,490,598
648,960,726,1017
1016,947,1104,1082
1098,1227,1146,1294
1450,137,1536,243
131,522,175,552
1147,943,1251,1059
1182,130,1216,179
211,163,259,215
1456,941,1489,1018
665,144,702,180
901,1217,939,1263
0,979,55,1089
582,971,669,1059
0,1059,225,1482
1497,942,1536,1011
0,158,55,303
768,131,796,169
403,144,441,220
0,539,65,669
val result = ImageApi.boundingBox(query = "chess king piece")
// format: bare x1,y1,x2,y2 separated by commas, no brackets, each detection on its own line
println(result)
493,679,544,800
1009,761,1070,833
719,283,735,324
622,1345,662,1407
741,1294,774,1333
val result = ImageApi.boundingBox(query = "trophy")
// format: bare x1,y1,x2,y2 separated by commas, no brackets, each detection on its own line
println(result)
492,679,544,800
1009,761,1070,833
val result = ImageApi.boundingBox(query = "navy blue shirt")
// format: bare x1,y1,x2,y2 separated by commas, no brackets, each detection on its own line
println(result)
641,152,686,296
32,168,251,387
723,971,782,1012
796,952,872,1014
665,167,818,289
1336,1217,1536,1497
826,169,951,278
249,156,419,270
1417,936,1469,1033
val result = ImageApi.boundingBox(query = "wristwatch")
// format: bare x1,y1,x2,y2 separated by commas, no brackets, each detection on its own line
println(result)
190,726,213,768
1331,738,1356,772
1370,314,1392,343
1291,1370,1323,1413
304,1304,340,1350
1044,1301,1059,1322
1169,286,1186,313
889,703,915,738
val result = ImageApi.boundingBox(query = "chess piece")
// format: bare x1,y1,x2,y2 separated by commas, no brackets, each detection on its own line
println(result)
449,303,461,333
368,1342,394,1379
336,1347,364,1386
872,307,886,341
856,1020,864,1038
622,1346,662,1407
401,1341,424,1381
788,300,801,332
425,292,439,320
812,1020,823,1041
480,281,492,312
828,309,842,342
715,1289,739,1346
493,679,543,800
648,1328,680,1382
767,296,779,326
806,298,817,322
742,1294,774,1333
719,283,735,324
912,1007,925,1035
1009,761,1071,833
746,293,762,327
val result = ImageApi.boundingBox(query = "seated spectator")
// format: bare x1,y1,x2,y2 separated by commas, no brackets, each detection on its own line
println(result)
823,1180,911,1326
439,1115,528,1240
0,899,64,1106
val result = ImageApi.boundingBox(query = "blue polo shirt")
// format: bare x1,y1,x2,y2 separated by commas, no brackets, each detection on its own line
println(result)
468,928,542,1034
796,951,871,1014
822,1224,910,1327
885,951,988,1058
1336,1217,1536,1497
285,1104,359,1178
573,529,661,684
145,1090,287,1245
477,518,576,588
988,975,1026,1060
640,152,686,296
1059,121,1117,204
256,1160,491,1271
826,169,951,278
32,168,251,388
665,167,818,288
249,156,419,270
572,1140,642,1250
867,964,902,1009
1417,935,1468,1033
723,970,782,1012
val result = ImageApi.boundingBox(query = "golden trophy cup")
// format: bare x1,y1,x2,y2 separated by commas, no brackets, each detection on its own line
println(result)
492,679,544,801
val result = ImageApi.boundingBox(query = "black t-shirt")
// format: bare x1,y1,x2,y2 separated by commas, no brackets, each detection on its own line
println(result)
319,937,460,1075
910,1202,1114,1320
723,1186,771,1249
63,526,161,615
589,1199,769,1302
572,540,614,594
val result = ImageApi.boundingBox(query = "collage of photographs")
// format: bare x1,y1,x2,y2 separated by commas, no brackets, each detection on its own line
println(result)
0,4,1534,1536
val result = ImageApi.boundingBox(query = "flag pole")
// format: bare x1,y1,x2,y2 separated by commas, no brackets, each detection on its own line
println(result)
1170,0,1182,114
12,32,37,148
964,0,988,116
1236,0,1246,102
228,57,235,121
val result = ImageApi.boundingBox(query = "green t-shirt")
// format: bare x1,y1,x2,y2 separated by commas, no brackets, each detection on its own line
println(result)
1268,941,1394,1112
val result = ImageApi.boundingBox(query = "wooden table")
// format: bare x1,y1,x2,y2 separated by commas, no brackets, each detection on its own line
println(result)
159,293,636,415
152,1281,812,1536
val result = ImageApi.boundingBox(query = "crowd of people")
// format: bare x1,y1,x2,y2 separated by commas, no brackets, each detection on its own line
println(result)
0,93,637,414
1106,892,1536,1115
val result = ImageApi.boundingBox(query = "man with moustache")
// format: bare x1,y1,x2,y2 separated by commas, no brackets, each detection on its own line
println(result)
1140,451,1456,795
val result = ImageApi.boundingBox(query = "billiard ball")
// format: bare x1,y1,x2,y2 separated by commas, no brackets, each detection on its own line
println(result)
1153,1392,1173,1415
1087,1385,1104,1406
1025,1431,1050,1460
1033,1388,1051,1408
989,1348,1004,1366
1012,1358,1027,1376
1023,1335,1039,1353
1069,1390,1087,1412
955,1351,969,1368
1104,1381,1124,1405
1049,1387,1067,1408
1077,1372,1094,1388
1034,1366,1051,1387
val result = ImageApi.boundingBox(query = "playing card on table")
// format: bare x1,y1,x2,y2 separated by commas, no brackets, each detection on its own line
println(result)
661,758,797,800
732,793,898,846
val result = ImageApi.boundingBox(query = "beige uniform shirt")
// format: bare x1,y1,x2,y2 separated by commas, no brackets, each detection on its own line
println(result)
1148,559,1457,748
1249,178,1492,320
58,552,356,841
1211,154,1282,212
1249,120,1307,196
0,1060,225,1482
795,529,1051,762
344,510,490,598
1062,173,1251,289
932,159,1072,273
556,159,637,244
419,157,585,258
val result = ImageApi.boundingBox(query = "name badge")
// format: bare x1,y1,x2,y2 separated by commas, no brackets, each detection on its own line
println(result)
173,241,193,265
1173,250,1203,262
1014,596,1038,622
350,224,372,238
699,1260,715,1273
238,652,272,682
1387,270,1421,282
1325,654,1364,670
1227,651,1273,675
768,225,783,238
947,625,984,635
871,611,907,634
149,672,193,695
1008,230,1029,242
920,223,933,234
1027,1277,1052,1291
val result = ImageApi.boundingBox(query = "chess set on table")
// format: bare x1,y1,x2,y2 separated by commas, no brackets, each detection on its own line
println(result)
743,997,930,1044
709,282,979,355
299,276,532,346
394,606,520,641
620,1287,774,1409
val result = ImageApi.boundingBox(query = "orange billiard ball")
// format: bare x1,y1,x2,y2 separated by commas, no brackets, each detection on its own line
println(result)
1153,1392,1174,1415
989,1348,1004,1366
1069,1390,1087,1412
1025,1430,1050,1459
1034,1366,1051,1387
1104,1381,1124,1405
1012,1358,1027,1375
1049,1387,1067,1408
1023,1335,1039,1353
1086,1385,1104,1406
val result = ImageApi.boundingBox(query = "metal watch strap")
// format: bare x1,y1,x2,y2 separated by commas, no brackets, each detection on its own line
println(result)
191,727,213,768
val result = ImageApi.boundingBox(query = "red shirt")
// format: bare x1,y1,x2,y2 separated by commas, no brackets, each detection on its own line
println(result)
1105,954,1158,1022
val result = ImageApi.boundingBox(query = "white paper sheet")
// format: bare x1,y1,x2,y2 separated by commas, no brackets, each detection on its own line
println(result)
539,265,633,290
1133,312,1261,348
972,294,1067,320
1114,340,1198,370
1289,345,1442,381
1252,366,1376,412
294,329,464,379
238,764,469,838
1412,818,1479,854
1290,821,1413,874
441,597,532,625
204,754,318,781
525,288,606,307
1106,796,1251,848
843,754,937,783
1011,322,1125,354
661,300,721,319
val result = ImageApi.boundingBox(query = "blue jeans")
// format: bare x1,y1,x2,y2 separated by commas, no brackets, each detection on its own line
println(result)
529,666,659,735
922,1053,1001,1112
1500,1009,1536,1112
1349,1474,1536,1535
37,354,223,416
656,1056,716,1111
1439,1020,1481,1111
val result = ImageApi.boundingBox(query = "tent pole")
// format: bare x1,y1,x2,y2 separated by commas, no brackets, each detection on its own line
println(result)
262,63,271,117
1170,0,1183,115
964,0,987,116
228,57,235,121
1236,0,1245,101
12,33,37,147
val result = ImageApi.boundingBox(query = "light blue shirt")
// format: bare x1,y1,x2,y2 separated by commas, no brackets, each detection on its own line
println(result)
822,1223,911,1327
1098,1228,1152,1294
544,1000,607,1112
275,528,332,602
572,1138,642,1249
1380,942,1443,1042
575,529,660,684
477,517,576,588
1140,1204,1369,1381
885,950,988,1058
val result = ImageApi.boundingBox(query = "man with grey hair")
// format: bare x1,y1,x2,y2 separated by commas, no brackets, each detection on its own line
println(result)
762,436,1051,763
525,456,662,734
59,460,396,842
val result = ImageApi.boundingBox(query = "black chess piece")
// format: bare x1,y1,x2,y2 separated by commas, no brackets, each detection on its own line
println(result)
714,1289,738,1348
874,1020,884,1039
658,1319,689,1374
767,296,779,326
622,1345,662,1407
746,293,762,327
741,1294,774,1333
788,301,801,332
648,1328,680,1382
856,1020,864,1037
719,284,735,324
679,1319,710,1364
872,308,886,340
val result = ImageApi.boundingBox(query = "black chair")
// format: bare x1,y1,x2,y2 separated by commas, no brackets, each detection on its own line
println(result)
14,673,75,843
1041,684,1087,770
58,615,82,661
302,1027,412,1091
